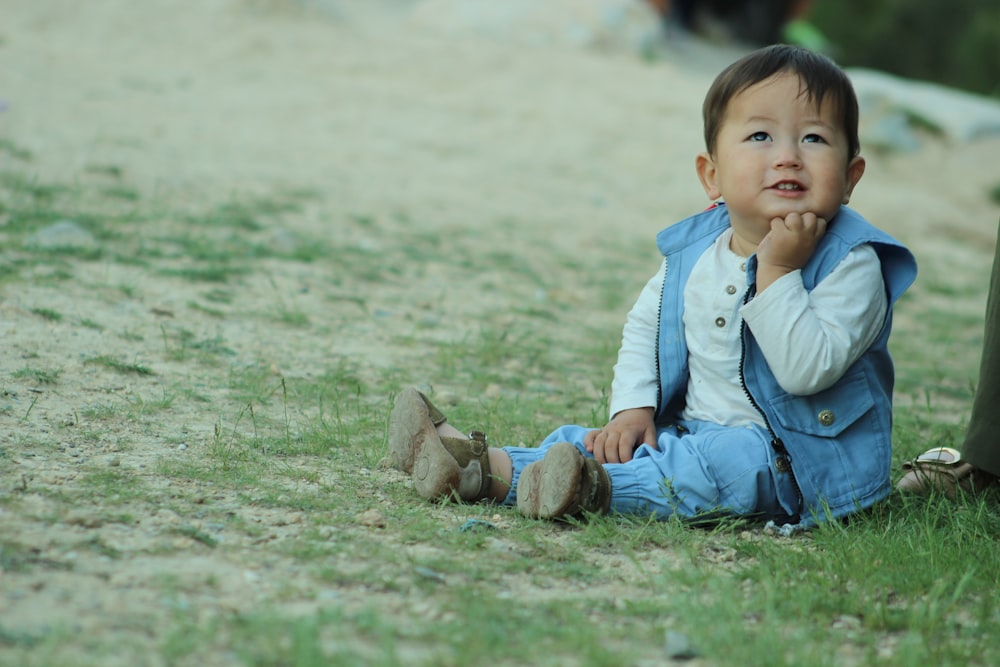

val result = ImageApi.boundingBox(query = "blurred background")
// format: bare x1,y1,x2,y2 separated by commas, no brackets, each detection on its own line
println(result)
811,0,999,98
655,0,1000,97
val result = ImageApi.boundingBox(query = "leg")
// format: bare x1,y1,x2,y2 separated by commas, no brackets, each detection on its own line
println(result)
509,422,797,523
897,219,1000,495
962,219,1000,479
605,420,798,522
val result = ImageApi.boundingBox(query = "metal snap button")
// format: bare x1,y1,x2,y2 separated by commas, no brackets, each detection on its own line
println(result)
714,317,726,327
726,284,737,295
818,410,835,427
468,430,488,454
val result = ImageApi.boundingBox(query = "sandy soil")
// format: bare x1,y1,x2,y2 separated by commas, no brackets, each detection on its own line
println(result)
2,1,1000,664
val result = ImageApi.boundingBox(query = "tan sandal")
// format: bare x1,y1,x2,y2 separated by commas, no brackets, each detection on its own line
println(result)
896,447,982,498
388,388,492,503
388,387,447,474
516,442,611,519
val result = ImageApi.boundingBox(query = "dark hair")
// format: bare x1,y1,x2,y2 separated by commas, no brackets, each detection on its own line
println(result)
702,44,860,161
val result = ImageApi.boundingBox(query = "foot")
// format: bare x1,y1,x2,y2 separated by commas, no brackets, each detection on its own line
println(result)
517,442,612,519
388,387,445,474
896,446,999,498
387,388,491,502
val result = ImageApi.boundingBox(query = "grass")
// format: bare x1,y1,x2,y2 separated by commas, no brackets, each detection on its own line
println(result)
12,367,62,385
83,354,155,376
2,154,999,667
29,307,62,322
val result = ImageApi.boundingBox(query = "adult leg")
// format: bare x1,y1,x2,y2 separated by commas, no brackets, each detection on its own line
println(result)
897,220,1000,495
962,219,1000,478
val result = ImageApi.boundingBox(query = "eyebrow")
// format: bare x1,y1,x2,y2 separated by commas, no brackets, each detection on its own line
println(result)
742,115,837,131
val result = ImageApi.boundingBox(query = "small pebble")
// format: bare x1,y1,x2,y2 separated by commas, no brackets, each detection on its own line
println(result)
459,519,497,532
413,566,446,583
357,508,386,528
664,630,700,660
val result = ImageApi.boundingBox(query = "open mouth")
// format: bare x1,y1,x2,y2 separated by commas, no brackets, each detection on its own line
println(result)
773,182,804,191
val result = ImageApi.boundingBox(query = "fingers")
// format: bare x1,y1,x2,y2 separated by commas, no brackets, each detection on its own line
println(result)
588,428,651,464
614,434,634,464
772,212,827,236
588,429,605,463
592,429,616,464
644,425,659,450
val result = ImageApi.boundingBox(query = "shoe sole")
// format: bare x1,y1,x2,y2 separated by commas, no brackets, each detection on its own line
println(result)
517,442,583,519
411,431,462,500
388,387,434,474
389,389,462,500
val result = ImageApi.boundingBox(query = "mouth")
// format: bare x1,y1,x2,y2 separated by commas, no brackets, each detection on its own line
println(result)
771,181,805,192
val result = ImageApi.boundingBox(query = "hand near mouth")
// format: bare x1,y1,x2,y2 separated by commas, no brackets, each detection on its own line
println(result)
755,211,827,292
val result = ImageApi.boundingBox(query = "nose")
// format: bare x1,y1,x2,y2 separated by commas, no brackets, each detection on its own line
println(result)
773,141,802,169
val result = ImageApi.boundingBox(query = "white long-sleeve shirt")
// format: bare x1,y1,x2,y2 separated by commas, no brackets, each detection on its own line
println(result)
609,228,887,426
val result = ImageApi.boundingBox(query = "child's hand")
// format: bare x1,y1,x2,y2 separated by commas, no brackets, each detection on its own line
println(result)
584,407,657,464
756,212,827,291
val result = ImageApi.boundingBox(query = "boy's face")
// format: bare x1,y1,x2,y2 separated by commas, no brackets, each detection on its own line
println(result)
696,72,865,245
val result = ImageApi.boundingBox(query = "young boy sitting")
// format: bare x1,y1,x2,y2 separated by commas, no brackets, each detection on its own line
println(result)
388,44,917,529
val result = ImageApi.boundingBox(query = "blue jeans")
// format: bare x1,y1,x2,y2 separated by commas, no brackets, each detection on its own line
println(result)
502,420,800,522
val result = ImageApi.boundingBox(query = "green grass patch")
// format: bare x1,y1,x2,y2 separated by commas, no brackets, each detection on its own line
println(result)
2,166,998,667
29,307,62,322
12,366,62,385
84,355,154,376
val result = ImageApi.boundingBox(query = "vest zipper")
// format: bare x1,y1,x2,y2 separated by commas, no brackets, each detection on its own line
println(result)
738,285,804,513
654,258,666,417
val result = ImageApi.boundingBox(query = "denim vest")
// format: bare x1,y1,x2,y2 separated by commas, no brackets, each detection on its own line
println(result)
655,204,917,525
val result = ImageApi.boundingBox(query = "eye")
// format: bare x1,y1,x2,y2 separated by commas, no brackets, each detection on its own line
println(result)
802,133,827,144
748,131,771,142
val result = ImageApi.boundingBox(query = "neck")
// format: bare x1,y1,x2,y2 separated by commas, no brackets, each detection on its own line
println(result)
728,230,761,258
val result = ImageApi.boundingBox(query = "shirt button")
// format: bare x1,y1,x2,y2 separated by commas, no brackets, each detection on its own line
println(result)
739,262,746,271
726,284,737,295
818,410,835,426
715,317,726,327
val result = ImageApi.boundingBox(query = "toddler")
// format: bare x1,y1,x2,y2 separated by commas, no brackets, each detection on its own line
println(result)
389,44,917,529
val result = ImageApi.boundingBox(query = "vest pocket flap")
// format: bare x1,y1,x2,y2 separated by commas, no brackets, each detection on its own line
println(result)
769,372,874,437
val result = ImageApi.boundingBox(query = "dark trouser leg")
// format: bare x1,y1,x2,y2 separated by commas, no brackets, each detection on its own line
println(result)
962,219,1000,477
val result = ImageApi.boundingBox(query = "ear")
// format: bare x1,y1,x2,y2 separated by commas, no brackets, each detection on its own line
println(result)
842,155,866,204
696,152,722,201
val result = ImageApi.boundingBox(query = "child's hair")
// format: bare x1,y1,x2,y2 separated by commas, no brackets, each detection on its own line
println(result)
702,44,860,162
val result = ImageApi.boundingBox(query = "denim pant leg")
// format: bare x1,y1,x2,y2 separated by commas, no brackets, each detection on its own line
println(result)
609,421,798,521
501,421,797,521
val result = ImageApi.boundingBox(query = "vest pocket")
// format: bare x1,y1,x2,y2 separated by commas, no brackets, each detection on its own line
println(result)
768,371,874,437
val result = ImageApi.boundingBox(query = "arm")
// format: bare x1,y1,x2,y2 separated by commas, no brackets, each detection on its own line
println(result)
608,261,663,416
741,244,887,395
585,261,663,464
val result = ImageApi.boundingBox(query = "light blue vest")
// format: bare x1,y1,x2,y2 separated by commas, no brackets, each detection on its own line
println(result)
655,204,917,525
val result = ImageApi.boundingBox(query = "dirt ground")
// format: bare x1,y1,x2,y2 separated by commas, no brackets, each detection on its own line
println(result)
2,1,1000,664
